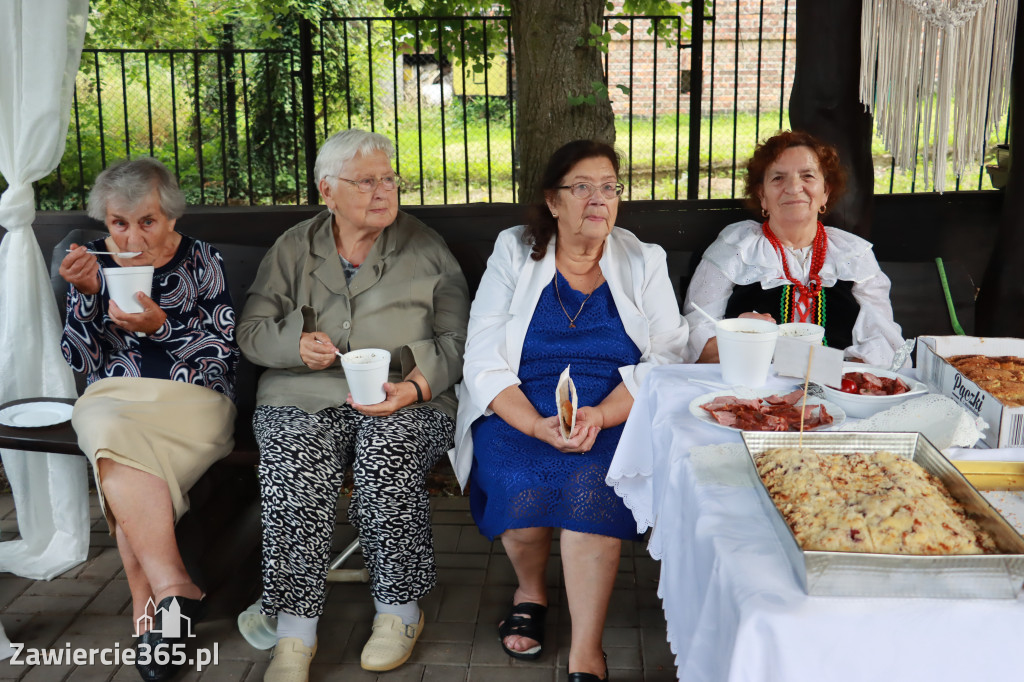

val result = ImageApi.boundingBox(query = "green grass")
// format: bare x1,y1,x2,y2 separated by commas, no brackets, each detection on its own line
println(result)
377,105,1005,205
30,61,1007,209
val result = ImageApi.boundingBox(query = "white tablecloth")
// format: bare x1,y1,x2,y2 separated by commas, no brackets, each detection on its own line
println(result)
607,364,1024,682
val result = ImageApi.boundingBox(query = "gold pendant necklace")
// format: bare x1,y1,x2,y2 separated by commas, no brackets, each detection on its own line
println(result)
554,270,599,328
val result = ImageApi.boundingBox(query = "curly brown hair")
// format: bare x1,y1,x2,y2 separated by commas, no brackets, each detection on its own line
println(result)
524,140,621,260
743,130,846,217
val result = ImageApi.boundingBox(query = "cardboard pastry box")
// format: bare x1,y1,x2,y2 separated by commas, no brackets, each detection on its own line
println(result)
917,336,1024,448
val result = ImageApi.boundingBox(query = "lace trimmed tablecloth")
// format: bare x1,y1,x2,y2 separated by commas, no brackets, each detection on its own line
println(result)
607,364,1024,682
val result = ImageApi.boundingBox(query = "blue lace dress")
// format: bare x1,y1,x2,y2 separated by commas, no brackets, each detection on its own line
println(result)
470,271,642,541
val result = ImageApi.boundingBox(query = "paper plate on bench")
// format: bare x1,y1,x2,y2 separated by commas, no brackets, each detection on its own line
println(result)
0,401,74,428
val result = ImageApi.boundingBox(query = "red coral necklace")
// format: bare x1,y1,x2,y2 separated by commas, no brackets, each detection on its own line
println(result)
761,221,828,322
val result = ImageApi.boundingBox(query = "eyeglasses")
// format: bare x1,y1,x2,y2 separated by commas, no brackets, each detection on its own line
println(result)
557,182,625,200
329,174,402,193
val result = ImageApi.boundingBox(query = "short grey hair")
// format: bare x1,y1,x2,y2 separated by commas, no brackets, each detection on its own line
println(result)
87,158,186,221
314,129,395,184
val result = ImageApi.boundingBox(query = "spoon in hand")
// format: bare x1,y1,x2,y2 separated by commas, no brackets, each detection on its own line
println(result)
67,249,143,258
315,338,345,360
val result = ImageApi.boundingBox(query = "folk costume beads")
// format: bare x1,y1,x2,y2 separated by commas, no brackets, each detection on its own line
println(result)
762,221,828,325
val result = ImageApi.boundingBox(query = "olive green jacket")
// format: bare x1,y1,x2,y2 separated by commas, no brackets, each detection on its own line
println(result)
237,209,469,419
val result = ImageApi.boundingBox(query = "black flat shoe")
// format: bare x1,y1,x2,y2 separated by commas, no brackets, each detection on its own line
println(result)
155,594,207,625
134,630,175,682
134,596,207,681
497,601,548,660
568,652,609,681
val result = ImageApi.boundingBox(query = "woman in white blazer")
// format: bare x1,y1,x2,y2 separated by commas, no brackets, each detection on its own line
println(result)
453,140,689,682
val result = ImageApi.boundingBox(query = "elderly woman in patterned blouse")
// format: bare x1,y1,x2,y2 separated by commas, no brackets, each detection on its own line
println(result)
60,157,238,682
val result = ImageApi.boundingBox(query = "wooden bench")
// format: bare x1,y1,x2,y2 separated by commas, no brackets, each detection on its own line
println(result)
0,192,1000,614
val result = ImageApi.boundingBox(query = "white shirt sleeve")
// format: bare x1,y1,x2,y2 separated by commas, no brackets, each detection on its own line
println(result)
848,262,905,366
461,230,524,416
620,242,691,391
682,258,734,361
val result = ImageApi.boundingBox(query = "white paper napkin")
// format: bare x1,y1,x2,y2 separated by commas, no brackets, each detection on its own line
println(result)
836,394,985,449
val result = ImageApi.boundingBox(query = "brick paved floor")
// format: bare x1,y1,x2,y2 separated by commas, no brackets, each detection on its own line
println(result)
0,492,676,681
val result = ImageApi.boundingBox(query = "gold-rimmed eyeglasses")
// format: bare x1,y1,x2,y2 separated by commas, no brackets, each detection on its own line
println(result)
328,174,402,193
557,182,625,200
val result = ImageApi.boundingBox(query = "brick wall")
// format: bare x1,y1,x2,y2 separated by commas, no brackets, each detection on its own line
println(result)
606,0,797,117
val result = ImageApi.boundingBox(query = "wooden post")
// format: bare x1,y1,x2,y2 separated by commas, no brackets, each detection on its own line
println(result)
789,0,875,239
976,0,1024,336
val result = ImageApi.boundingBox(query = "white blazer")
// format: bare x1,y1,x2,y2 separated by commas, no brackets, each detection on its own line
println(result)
450,225,690,489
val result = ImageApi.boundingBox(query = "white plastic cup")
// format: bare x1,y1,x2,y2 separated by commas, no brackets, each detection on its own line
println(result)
236,601,277,650
777,322,825,345
103,265,154,314
715,318,779,387
340,348,391,405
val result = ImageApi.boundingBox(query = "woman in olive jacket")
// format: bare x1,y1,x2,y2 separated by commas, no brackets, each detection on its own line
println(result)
237,129,468,681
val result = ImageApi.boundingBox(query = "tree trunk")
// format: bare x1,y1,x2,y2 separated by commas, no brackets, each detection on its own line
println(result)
975,0,1024,336
510,0,615,203
789,0,874,238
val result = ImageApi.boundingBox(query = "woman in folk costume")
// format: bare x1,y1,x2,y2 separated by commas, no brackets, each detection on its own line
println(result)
684,130,904,366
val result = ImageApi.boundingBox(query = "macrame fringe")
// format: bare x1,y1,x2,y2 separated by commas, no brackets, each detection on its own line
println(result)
860,0,1017,192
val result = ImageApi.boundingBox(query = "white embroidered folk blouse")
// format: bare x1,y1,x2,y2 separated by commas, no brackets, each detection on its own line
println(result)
682,220,905,367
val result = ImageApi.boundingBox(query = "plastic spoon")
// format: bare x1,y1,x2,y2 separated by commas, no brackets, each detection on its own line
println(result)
690,302,720,327
67,249,143,258
889,338,915,372
315,338,345,360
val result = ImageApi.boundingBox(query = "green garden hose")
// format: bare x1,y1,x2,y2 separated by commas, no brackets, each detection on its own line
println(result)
935,257,966,335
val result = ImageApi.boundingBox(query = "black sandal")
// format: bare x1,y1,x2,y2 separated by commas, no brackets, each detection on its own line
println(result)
568,651,609,681
497,601,548,660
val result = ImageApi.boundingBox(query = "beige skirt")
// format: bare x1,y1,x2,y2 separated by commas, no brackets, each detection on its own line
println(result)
72,377,236,534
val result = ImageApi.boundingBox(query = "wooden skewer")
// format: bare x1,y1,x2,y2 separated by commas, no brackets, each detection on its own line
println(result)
799,345,814,449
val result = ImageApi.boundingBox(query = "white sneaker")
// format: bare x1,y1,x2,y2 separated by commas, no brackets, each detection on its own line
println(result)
359,611,424,671
265,637,316,682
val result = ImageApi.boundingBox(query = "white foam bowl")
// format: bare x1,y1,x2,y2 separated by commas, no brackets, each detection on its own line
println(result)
818,364,929,419
340,348,391,405
778,322,825,345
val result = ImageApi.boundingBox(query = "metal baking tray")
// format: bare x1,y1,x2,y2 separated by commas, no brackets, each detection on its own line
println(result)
740,431,1024,598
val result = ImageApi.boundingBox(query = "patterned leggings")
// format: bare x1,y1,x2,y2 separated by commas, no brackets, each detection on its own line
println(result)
253,403,454,618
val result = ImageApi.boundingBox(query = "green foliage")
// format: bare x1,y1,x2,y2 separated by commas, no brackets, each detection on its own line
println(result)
385,1,509,80
386,0,699,114
462,96,510,123
85,0,371,50
568,81,609,107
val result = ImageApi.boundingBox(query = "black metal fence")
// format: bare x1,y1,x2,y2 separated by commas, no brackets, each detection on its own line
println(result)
11,4,1008,211
38,46,302,210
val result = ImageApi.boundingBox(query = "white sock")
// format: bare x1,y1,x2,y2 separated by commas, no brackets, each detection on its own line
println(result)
373,598,419,625
276,611,318,648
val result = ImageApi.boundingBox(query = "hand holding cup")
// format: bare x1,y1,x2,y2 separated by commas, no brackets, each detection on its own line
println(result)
108,293,167,335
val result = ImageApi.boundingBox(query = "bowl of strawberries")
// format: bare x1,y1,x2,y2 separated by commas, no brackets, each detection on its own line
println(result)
818,364,929,418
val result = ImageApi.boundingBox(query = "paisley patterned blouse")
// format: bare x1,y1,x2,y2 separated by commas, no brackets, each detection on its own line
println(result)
61,235,239,400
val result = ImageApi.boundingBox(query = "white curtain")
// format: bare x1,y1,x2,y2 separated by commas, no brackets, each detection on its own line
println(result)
0,0,91,580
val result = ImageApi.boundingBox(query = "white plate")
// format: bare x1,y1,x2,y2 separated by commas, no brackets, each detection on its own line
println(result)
0,401,74,428
813,364,929,419
688,388,846,433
